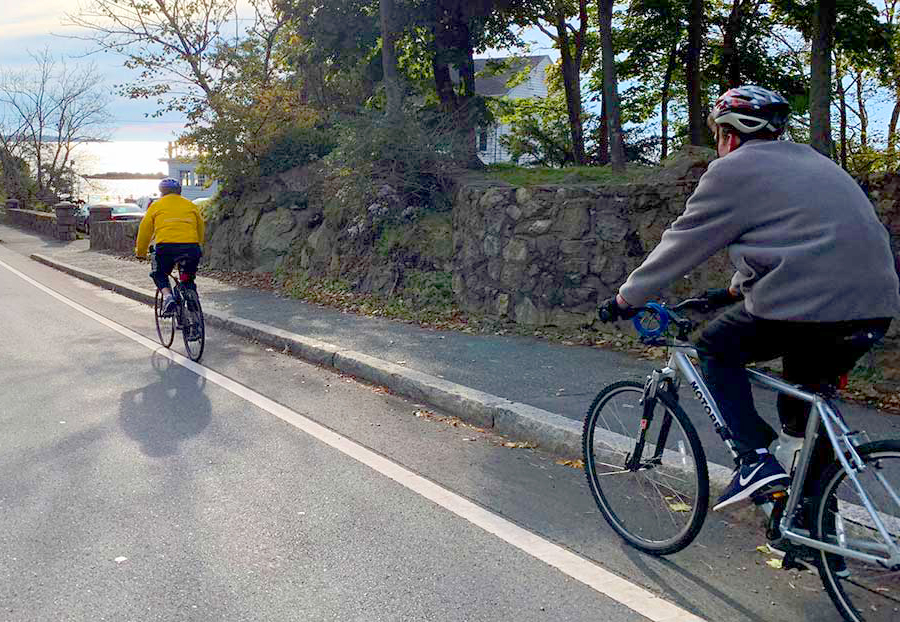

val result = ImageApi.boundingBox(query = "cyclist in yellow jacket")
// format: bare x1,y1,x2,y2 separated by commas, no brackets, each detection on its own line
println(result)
135,178,205,316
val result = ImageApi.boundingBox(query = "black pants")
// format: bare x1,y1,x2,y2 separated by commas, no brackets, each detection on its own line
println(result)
696,305,890,468
150,243,202,292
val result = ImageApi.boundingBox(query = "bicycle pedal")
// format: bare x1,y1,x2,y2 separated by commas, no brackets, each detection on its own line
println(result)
753,487,788,506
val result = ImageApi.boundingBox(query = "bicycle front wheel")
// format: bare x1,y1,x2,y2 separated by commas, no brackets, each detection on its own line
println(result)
814,440,900,622
154,289,175,348
181,289,205,362
583,380,709,555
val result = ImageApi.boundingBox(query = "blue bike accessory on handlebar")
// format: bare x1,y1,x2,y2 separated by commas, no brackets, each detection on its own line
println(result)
633,303,670,339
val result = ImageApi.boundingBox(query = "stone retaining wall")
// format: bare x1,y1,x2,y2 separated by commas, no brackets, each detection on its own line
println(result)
863,172,900,256
91,220,140,253
452,180,735,327
453,174,900,330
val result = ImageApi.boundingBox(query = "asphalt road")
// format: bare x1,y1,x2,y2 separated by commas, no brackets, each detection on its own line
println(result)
3,223,895,474
0,242,878,622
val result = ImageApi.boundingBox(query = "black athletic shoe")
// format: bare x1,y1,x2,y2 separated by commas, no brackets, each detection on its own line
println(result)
715,454,790,511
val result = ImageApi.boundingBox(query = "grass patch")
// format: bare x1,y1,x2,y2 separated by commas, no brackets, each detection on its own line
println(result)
483,163,651,187
277,269,466,327
404,270,454,311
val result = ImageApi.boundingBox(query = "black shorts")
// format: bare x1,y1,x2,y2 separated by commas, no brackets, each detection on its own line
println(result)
150,243,202,291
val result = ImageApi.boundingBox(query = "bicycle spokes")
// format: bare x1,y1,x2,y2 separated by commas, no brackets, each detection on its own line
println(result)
583,381,709,555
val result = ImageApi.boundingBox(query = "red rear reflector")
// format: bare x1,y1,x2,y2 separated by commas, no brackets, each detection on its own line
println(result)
839,374,849,390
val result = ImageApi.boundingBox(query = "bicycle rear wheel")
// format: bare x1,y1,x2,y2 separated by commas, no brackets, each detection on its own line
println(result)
180,288,205,362
154,288,175,348
813,440,900,622
583,380,709,555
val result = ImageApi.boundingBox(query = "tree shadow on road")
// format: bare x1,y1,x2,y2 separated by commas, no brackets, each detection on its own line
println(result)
118,350,211,457
621,542,769,622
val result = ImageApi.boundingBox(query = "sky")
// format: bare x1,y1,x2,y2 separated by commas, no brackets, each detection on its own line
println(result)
2,3,219,143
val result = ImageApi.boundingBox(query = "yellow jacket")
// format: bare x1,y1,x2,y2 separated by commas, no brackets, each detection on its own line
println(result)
135,194,205,257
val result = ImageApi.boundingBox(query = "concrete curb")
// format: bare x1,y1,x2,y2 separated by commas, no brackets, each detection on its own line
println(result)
31,253,735,492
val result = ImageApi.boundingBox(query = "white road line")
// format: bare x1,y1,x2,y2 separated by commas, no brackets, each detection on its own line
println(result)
1,257,706,622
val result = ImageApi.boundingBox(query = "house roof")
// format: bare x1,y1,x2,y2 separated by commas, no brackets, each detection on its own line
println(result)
451,55,551,97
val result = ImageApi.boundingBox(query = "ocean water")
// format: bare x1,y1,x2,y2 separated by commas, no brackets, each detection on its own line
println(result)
72,140,170,203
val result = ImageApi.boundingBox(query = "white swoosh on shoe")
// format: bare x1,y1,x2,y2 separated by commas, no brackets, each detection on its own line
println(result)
739,462,767,486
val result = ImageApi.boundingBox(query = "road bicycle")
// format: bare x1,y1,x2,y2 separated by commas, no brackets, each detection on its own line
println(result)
582,298,900,621
150,245,205,362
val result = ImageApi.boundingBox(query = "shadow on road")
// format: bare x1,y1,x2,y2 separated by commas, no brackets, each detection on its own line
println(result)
621,543,772,622
118,350,211,457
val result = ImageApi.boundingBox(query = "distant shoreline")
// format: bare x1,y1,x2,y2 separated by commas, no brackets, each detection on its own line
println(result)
83,172,166,180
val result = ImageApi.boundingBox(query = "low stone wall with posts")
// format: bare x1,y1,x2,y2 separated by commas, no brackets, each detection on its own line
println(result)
3,199,77,240
91,220,140,253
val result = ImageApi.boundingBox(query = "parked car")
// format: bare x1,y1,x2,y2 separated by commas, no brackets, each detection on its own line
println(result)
80,203,146,235
110,204,146,222
74,204,90,233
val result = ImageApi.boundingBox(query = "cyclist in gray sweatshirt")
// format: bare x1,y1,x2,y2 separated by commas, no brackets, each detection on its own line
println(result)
600,85,900,511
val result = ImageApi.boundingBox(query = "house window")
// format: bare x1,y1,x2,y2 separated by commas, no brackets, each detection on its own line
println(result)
179,170,192,187
196,173,207,187
478,128,489,153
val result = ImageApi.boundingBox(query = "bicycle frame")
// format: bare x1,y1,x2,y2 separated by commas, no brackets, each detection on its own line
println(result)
652,342,900,568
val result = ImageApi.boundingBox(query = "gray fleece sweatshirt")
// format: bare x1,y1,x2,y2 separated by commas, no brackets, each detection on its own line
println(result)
619,140,900,322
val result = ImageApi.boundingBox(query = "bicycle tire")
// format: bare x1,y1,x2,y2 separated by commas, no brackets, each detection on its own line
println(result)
813,440,900,622
583,380,710,555
181,288,205,362
154,288,175,348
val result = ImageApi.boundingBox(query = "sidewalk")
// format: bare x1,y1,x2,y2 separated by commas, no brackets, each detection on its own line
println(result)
3,222,898,473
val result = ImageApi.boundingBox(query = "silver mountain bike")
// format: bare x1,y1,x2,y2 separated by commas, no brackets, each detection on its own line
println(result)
582,298,900,621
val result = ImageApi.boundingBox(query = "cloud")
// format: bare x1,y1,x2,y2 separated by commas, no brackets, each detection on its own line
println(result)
2,5,80,41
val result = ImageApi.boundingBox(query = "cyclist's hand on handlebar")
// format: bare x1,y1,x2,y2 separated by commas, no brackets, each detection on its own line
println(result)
705,287,738,307
599,296,639,322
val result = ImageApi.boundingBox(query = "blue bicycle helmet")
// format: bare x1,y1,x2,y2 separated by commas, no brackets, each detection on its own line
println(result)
158,177,182,194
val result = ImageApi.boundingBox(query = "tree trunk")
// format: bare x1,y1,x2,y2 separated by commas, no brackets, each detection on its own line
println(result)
810,0,836,157
380,0,403,121
835,54,847,170
598,97,610,164
431,17,457,115
856,71,868,148
661,40,678,161
888,96,900,155
431,5,481,168
457,30,482,168
555,9,586,165
721,0,743,91
598,0,625,171
686,0,705,146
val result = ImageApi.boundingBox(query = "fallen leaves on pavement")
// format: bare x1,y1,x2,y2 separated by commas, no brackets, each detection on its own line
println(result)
555,459,584,469
501,441,538,449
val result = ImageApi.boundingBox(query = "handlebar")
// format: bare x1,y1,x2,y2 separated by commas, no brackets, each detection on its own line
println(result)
630,297,722,343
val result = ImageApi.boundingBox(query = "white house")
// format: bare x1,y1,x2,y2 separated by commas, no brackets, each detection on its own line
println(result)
457,55,552,165
160,143,220,201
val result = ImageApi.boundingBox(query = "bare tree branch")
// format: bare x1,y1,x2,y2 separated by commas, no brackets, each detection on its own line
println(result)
0,47,111,202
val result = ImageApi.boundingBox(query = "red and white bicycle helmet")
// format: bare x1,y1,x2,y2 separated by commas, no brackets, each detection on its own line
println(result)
710,85,791,135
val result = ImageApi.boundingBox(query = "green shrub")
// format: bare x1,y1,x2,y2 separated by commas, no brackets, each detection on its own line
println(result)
326,110,459,215
258,125,337,177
